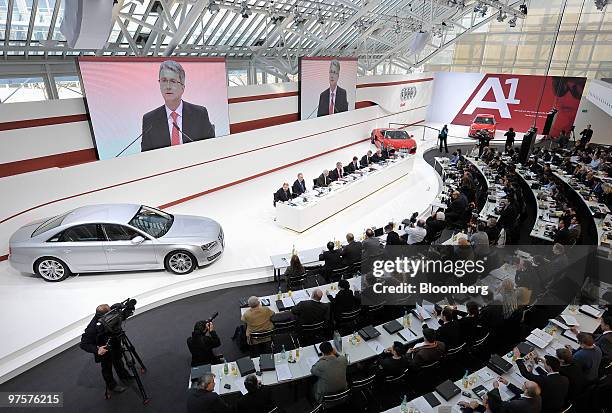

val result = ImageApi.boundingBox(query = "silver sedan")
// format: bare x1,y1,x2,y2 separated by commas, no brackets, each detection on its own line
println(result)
8,204,224,282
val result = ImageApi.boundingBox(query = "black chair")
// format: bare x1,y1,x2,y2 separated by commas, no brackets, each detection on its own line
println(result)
248,329,274,357
266,407,279,413
321,388,351,411
273,192,278,207
379,372,407,410
407,361,441,396
313,178,319,188
350,374,376,410
272,318,297,335
286,271,307,291
362,303,386,326
559,403,573,413
467,330,491,364
335,308,361,335
441,342,467,380
330,266,349,282
304,265,323,287
348,260,362,278
425,228,444,245
307,404,322,413
299,320,327,346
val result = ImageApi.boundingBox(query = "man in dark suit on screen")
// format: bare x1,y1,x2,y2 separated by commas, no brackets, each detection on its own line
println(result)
317,59,349,117
141,60,215,152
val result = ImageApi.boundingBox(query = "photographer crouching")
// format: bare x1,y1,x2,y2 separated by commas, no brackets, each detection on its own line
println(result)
79,303,135,395
187,316,222,367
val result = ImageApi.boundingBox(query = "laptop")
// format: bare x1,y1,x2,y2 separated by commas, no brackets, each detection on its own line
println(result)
382,319,403,335
435,379,461,401
374,227,384,237
259,353,275,372
236,356,256,377
487,354,513,375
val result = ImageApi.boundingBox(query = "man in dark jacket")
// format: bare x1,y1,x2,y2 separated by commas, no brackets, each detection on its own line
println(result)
556,347,587,402
235,374,275,413
327,279,357,319
291,288,330,326
187,320,221,367
341,233,362,266
292,173,307,196
406,328,445,370
514,350,569,413
432,306,463,349
360,151,373,167
319,241,343,282
489,379,542,413
187,373,231,413
79,304,131,393
274,183,292,206
346,156,361,173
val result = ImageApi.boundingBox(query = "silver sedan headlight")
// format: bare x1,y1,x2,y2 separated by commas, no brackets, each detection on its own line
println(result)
201,241,218,251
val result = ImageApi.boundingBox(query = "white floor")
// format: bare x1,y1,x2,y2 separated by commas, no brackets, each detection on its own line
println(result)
0,122,507,382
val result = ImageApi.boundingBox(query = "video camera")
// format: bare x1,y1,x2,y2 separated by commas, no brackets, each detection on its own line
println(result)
99,298,137,335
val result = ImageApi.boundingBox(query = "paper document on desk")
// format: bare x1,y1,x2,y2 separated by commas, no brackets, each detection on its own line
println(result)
422,300,436,315
562,329,578,343
214,377,220,394
276,364,293,381
526,334,548,349
478,369,496,383
366,340,385,354
291,290,309,304
411,396,437,413
545,340,566,356
398,328,417,342
305,356,319,372
416,303,431,320
530,328,554,345
485,383,515,402
235,377,248,395
549,318,570,330
580,305,604,318
561,314,579,326
281,297,294,308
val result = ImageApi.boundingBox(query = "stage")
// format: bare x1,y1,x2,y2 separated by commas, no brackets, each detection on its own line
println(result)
0,122,521,382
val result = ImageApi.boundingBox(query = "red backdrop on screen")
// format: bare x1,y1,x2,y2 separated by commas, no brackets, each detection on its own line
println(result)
450,74,586,136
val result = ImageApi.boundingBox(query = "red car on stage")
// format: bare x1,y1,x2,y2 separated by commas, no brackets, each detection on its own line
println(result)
468,114,496,138
370,128,417,154
468,113,496,139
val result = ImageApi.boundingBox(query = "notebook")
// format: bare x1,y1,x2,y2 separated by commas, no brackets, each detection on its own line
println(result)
358,325,381,341
382,319,403,335
276,297,295,311
435,379,461,401
487,354,513,375
236,356,256,377
517,341,535,355
423,391,441,407
259,353,275,372
190,364,211,382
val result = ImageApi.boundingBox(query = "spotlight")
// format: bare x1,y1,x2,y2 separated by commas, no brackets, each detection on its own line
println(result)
208,0,220,14
240,1,251,18
594,0,609,10
508,15,517,27
519,3,528,15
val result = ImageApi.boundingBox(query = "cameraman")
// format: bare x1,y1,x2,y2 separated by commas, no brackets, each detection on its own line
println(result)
79,304,132,393
187,320,222,367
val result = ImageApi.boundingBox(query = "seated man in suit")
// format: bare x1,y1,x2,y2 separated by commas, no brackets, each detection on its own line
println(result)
360,150,373,167
425,211,446,239
406,328,445,370
241,296,274,345
315,170,331,188
327,279,358,319
292,173,307,196
235,374,275,413
274,183,292,206
142,60,215,152
431,306,463,349
329,162,345,181
346,156,361,173
371,148,384,163
187,320,221,367
291,288,330,326
316,59,349,117
514,349,569,413
187,372,231,413
362,228,384,271
556,347,587,403
311,341,348,402
492,378,542,413
377,341,408,378
571,312,612,370
319,241,343,282
341,233,362,266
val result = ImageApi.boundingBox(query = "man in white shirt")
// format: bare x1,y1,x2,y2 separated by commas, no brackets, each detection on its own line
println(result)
141,60,215,152
317,59,348,117
404,219,427,244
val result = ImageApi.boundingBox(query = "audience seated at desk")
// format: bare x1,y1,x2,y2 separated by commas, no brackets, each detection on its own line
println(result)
403,219,427,245
319,241,343,282
291,288,330,326
371,148,384,163
235,374,275,413
283,254,305,278
187,373,231,413
241,296,274,345
340,233,362,266
426,211,446,239
346,156,361,173
329,162,345,181
406,328,445,370
361,229,384,265
327,279,359,320
310,341,348,403
315,169,331,188
360,150,373,167
274,183,292,206
377,341,408,378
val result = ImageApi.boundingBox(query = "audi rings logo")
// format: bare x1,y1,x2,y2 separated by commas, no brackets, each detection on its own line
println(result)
400,86,417,106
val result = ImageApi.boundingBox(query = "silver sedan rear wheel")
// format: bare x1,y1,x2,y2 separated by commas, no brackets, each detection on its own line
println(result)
165,251,196,274
35,257,71,282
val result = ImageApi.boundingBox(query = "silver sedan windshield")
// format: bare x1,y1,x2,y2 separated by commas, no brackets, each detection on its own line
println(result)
128,205,174,238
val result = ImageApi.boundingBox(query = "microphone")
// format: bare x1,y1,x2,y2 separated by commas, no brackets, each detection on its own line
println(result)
172,122,195,143
115,123,155,158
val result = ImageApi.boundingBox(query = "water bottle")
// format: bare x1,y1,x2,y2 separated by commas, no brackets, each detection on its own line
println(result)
462,370,469,389
400,395,408,413
281,345,287,360
223,361,229,375
403,309,409,327
277,287,282,300
333,330,343,353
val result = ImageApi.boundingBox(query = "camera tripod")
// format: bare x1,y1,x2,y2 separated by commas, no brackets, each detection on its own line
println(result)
105,331,150,405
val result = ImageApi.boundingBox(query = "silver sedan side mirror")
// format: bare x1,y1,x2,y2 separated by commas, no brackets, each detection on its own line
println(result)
131,236,145,244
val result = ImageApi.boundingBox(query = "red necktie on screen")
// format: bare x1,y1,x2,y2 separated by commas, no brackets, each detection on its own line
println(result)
170,111,180,146
329,92,335,115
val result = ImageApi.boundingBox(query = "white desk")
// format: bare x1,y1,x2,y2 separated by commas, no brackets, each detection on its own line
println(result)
275,155,415,232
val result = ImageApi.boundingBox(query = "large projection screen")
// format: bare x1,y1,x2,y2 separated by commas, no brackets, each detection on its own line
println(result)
79,57,230,160
300,57,358,120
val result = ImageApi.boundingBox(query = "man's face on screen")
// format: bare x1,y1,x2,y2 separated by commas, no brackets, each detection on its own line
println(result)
159,68,184,106
329,65,339,90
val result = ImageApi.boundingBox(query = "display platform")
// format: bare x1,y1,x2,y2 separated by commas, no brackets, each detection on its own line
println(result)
0,122,510,383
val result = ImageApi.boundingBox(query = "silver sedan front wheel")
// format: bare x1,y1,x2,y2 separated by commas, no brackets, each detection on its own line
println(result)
165,251,196,274
35,257,71,282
